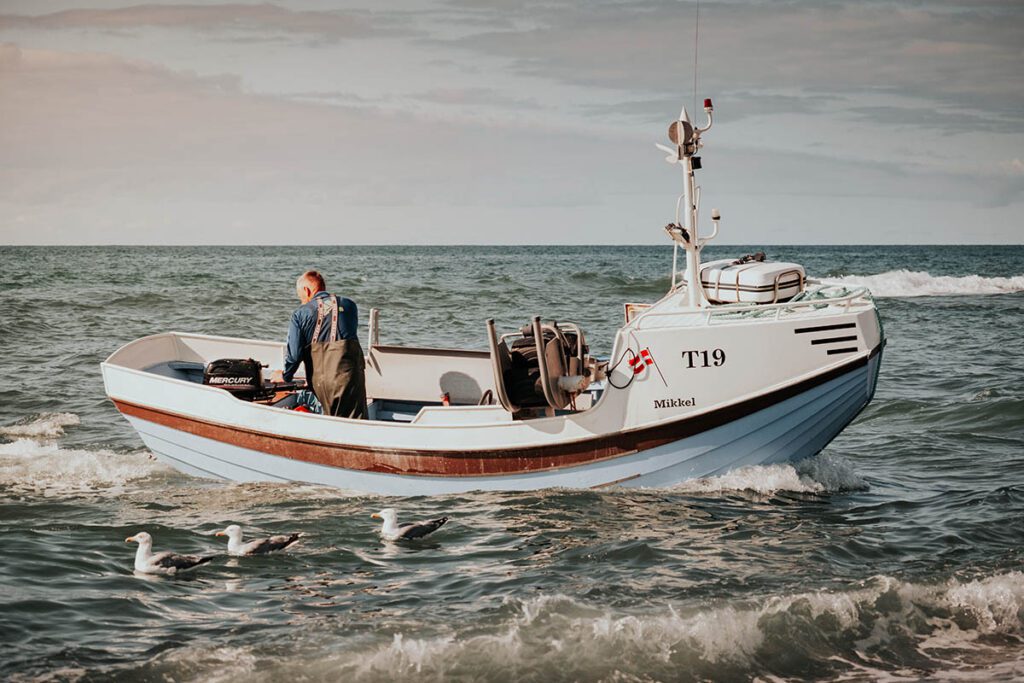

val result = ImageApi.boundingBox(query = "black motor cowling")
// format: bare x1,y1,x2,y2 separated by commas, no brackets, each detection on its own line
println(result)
203,358,265,401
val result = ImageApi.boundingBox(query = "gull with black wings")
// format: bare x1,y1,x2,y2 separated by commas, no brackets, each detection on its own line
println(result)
371,508,448,541
125,531,212,575
215,524,304,556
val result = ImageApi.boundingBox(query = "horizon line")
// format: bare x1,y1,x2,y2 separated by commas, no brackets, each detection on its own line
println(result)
2,242,1023,248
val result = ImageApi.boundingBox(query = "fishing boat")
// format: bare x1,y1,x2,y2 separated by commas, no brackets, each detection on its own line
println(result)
101,100,883,495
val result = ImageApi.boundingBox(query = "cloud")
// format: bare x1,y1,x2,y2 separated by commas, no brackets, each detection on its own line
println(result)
578,98,684,123
0,44,657,236
979,158,1024,207
579,91,843,123
7,40,999,245
846,104,1022,135
0,3,391,42
1,1,1021,244
279,89,380,106
410,87,542,110
0,43,376,202
982,178,1024,208
446,1,1024,121
0,41,240,88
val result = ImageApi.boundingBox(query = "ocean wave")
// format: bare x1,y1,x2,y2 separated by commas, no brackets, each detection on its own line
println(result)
0,412,80,439
669,453,867,495
0,438,169,495
108,292,175,306
345,573,1024,680
567,270,673,295
143,572,1024,682
825,269,1024,298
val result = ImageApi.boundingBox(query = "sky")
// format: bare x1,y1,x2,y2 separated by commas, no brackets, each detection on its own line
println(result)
1,0,1022,245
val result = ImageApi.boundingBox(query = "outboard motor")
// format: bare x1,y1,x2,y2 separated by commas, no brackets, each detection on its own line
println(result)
203,358,267,401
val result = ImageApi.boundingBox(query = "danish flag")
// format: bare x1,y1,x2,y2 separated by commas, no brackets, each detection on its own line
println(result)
629,347,668,386
629,347,655,374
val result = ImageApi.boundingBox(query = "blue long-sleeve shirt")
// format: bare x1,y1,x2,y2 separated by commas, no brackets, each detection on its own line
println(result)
283,291,359,382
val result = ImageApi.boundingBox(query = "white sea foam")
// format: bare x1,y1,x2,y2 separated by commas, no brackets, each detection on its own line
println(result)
9,666,88,683
943,571,1024,634
0,412,80,439
0,438,168,495
673,463,823,494
670,453,866,495
825,269,1024,298
362,572,1024,677
149,572,1024,682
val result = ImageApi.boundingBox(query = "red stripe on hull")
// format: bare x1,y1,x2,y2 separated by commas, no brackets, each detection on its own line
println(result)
112,347,875,477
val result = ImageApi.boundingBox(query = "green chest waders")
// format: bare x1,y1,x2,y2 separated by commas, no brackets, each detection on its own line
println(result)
310,296,368,419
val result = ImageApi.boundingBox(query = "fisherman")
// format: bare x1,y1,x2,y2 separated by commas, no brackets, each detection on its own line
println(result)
271,270,368,419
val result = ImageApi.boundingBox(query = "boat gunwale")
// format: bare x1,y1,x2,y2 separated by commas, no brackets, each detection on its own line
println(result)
101,332,878,438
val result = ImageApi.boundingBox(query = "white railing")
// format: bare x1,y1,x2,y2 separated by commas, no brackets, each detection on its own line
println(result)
633,283,873,329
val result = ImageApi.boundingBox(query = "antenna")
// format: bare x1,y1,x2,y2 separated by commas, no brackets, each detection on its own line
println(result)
652,0,714,302
693,0,700,119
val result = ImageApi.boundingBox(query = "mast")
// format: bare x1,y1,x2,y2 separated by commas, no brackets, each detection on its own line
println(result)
657,99,718,309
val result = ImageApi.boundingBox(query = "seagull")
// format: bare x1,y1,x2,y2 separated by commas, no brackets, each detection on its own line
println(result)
371,508,448,541
125,531,212,575
215,524,304,556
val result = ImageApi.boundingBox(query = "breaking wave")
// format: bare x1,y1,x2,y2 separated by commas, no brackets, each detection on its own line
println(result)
670,453,867,495
0,412,80,439
145,572,1024,682
0,438,168,495
826,269,1024,298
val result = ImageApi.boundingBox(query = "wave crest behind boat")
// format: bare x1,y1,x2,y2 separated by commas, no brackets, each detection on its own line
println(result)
0,438,168,495
668,453,867,495
827,269,1024,297
0,412,80,439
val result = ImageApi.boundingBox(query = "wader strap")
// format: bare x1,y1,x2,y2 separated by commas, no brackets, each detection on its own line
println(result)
312,295,341,343
327,297,339,342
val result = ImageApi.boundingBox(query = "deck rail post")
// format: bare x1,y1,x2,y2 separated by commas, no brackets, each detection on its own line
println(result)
368,308,380,347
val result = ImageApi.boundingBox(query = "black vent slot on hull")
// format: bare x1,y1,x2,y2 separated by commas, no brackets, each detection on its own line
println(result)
793,322,856,334
811,335,858,345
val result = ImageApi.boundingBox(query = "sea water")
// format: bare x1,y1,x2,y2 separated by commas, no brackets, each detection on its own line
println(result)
0,245,1022,681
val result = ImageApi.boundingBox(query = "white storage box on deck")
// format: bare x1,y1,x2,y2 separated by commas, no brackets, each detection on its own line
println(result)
697,258,805,304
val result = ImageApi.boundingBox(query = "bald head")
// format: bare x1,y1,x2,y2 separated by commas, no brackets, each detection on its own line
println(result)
296,270,326,304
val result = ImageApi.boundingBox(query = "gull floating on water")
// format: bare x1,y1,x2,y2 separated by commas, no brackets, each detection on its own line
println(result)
371,508,448,541
125,531,212,575
215,524,304,556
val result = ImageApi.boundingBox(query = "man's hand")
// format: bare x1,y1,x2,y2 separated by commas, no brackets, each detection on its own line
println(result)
270,370,284,383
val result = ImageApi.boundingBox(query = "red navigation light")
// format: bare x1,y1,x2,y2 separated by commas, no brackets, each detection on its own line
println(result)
704,98,713,110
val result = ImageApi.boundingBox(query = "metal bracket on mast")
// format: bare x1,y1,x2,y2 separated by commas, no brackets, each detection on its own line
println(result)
654,99,718,307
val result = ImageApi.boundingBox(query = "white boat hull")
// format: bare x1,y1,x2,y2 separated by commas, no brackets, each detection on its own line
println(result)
121,351,880,495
